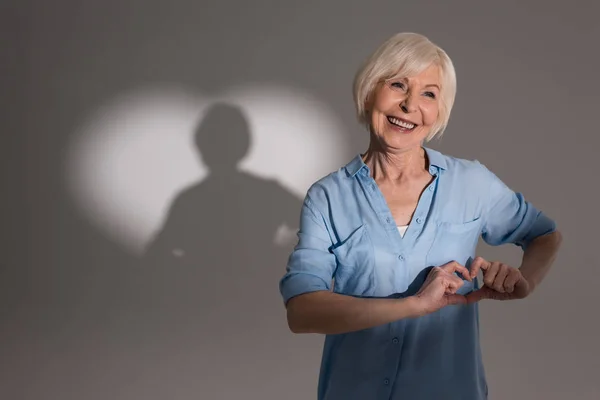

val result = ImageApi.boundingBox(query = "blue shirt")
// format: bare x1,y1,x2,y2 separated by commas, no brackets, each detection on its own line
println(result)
279,147,556,400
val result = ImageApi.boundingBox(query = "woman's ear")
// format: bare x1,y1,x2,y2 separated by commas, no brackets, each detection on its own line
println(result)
363,84,379,115
364,95,372,116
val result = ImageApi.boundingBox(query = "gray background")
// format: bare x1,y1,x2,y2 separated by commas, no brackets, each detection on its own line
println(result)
3,0,599,399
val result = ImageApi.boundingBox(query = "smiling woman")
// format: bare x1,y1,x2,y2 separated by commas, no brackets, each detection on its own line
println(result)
366,63,442,154
353,32,456,142
279,32,562,400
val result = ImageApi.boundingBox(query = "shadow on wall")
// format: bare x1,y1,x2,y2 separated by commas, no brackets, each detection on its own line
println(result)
139,102,306,396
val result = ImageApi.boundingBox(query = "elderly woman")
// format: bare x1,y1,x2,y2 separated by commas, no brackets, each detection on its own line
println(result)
278,32,562,400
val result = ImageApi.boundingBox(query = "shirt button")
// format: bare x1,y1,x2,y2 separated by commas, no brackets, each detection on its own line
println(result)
386,217,391,224
398,254,404,261
392,337,399,344
384,378,390,385
429,185,434,191
416,217,423,224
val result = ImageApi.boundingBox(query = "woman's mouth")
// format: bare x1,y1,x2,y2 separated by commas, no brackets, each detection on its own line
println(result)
387,116,417,132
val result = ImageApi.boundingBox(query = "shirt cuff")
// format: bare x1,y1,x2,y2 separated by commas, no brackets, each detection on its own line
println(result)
279,272,331,305
518,211,557,250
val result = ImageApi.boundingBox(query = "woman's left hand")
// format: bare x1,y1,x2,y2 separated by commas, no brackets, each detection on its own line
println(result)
466,256,531,303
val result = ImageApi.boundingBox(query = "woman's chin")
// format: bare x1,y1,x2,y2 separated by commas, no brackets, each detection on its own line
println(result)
381,131,425,148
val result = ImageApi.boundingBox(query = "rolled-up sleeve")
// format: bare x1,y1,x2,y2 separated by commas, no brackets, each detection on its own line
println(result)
279,194,336,305
480,164,556,249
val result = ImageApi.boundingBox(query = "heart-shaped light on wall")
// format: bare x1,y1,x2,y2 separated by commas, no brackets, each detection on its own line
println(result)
64,84,350,255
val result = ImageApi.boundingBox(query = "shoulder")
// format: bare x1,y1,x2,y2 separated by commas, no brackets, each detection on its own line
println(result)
305,168,348,204
303,155,363,208
432,148,492,183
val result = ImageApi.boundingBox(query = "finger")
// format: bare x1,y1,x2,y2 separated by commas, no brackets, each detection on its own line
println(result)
513,275,530,297
466,286,505,302
483,262,500,287
441,261,472,281
492,264,510,293
467,284,520,303
466,287,489,304
446,294,467,306
444,275,465,294
452,275,465,290
425,266,440,280
469,257,490,279
504,269,521,293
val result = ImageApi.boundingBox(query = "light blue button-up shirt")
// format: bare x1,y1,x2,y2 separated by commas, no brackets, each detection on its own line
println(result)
279,147,556,400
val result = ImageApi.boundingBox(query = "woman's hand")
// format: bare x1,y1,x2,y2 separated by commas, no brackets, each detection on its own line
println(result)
466,256,531,303
413,261,472,316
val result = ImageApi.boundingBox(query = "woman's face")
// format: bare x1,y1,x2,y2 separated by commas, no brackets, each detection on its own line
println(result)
368,63,441,151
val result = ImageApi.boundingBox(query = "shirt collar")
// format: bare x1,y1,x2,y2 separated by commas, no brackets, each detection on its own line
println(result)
424,147,447,171
345,154,368,177
345,146,447,177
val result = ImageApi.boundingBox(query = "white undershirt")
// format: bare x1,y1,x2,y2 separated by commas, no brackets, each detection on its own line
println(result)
397,225,408,238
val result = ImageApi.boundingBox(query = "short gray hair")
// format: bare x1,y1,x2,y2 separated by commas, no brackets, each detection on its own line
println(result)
352,32,457,141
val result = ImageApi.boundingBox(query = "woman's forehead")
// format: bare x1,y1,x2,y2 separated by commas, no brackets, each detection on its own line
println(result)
388,63,442,84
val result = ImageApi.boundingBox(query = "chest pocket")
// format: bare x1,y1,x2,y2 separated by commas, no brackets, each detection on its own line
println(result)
425,217,482,269
331,224,377,296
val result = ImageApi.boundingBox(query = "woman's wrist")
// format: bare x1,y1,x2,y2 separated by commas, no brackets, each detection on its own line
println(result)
398,295,424,319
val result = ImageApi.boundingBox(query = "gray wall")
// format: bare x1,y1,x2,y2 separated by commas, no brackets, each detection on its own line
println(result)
3,1,599,399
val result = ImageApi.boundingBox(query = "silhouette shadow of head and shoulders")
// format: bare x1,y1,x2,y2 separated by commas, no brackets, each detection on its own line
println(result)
143,101,301,307
133,102,310,396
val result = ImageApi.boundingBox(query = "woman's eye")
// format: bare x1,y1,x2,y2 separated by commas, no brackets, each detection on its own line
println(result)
391,82,405,90
424,91,436,98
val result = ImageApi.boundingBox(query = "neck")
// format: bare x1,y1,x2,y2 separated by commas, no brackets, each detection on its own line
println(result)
361,144,428,182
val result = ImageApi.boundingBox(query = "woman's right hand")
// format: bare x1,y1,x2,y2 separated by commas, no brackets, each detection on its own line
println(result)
413,261,472,316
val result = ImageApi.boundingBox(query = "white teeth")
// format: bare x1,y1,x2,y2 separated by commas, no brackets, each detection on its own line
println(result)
388,117,415,129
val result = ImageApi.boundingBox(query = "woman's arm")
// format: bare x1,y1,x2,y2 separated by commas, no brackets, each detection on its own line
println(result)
518,230,563,293
286,291,419,335
467,230,563,303
467,163,562,301
286,261,472,335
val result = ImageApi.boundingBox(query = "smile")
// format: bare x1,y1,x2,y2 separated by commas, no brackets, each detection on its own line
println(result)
387,116,416,131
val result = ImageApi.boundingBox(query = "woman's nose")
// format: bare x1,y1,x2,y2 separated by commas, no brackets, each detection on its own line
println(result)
400,93,417,113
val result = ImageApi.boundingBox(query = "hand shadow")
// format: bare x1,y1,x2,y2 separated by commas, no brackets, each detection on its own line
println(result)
140,102,303,394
